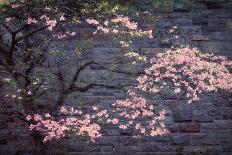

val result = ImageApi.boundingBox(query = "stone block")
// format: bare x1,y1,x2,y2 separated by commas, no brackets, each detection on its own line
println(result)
168,124,179,133
200,42,223,54
173,2,191,12
222,144,232,153
206,146,222,155
210,32,232,42
171,134,190,145
174,19,193,26
146,135,170,143
102,129,119,136
193,14,208,25
190,133,206,145
184,146,207,155
181,26,201,34
208,109,221,117
215,120,232,129
119,128,133,136
214,131,231,139
222,113,232,120
179,122,200,132
202,25,226,34
191,35,209,41
116,136,137,146
200,123,216,130
113,146,131,155
227,19,232,31
84,145,112,152
139,142,162,152
213,95,232,107
202,138,218,145
153,0,173,12
193,110,214,122
155,22,173,29
96,137,117,145
93,92,114,96
173,110,193,122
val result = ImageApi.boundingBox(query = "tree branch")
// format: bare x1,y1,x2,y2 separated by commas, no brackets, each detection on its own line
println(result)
69,83,126,93
13,24,28,34
15,25,48,43
0,111,28,125
93,61,145,75
0,21,13,34
7,32,17,66
70,61,94,89
70,60,144,89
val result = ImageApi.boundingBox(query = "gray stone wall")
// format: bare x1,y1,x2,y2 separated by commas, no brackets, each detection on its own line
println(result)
0,3,232,155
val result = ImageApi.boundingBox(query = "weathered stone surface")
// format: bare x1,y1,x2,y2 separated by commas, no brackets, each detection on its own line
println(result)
215,120,232,129
190,133,206,145
171,134,190,145
180,26,201,34
193,14,208,25
200,41,223,53
173,110,193,122
173,2,191,12
200,123,216,130
179,123,200,132
168,124,179,133
227,19,232,31
213,95,232,107
193,110,214,122
210,32,232,42
191,34,209,41
222,113,232,120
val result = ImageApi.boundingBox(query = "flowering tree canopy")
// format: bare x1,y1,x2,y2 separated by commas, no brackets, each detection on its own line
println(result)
137,47,232,103
0,0,158,143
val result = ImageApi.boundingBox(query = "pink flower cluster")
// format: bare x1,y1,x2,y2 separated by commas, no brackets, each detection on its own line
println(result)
11,4,20,9
125,51,147,64
27,17,37,25
112,90,169,136
111,15,138,30
26,107,101,142
86,19,99,25
137,47,232,103
5,17,15,22
40,15,57,31
52,31,76,39
86,15,153,47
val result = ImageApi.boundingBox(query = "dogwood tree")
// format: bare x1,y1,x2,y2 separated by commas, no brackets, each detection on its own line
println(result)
1,1,231,151
0,0,163,145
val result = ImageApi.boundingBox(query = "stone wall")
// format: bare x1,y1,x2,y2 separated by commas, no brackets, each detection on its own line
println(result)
0,2,232,155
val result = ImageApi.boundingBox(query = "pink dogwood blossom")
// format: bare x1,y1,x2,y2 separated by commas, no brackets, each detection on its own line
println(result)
85,16,153,47
11,4,20,8
27,107,102,142
112,90,169,136
27,18,37,25
137,47,232,103
86,19,99,25
5,17,15,22
40,15,57,31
